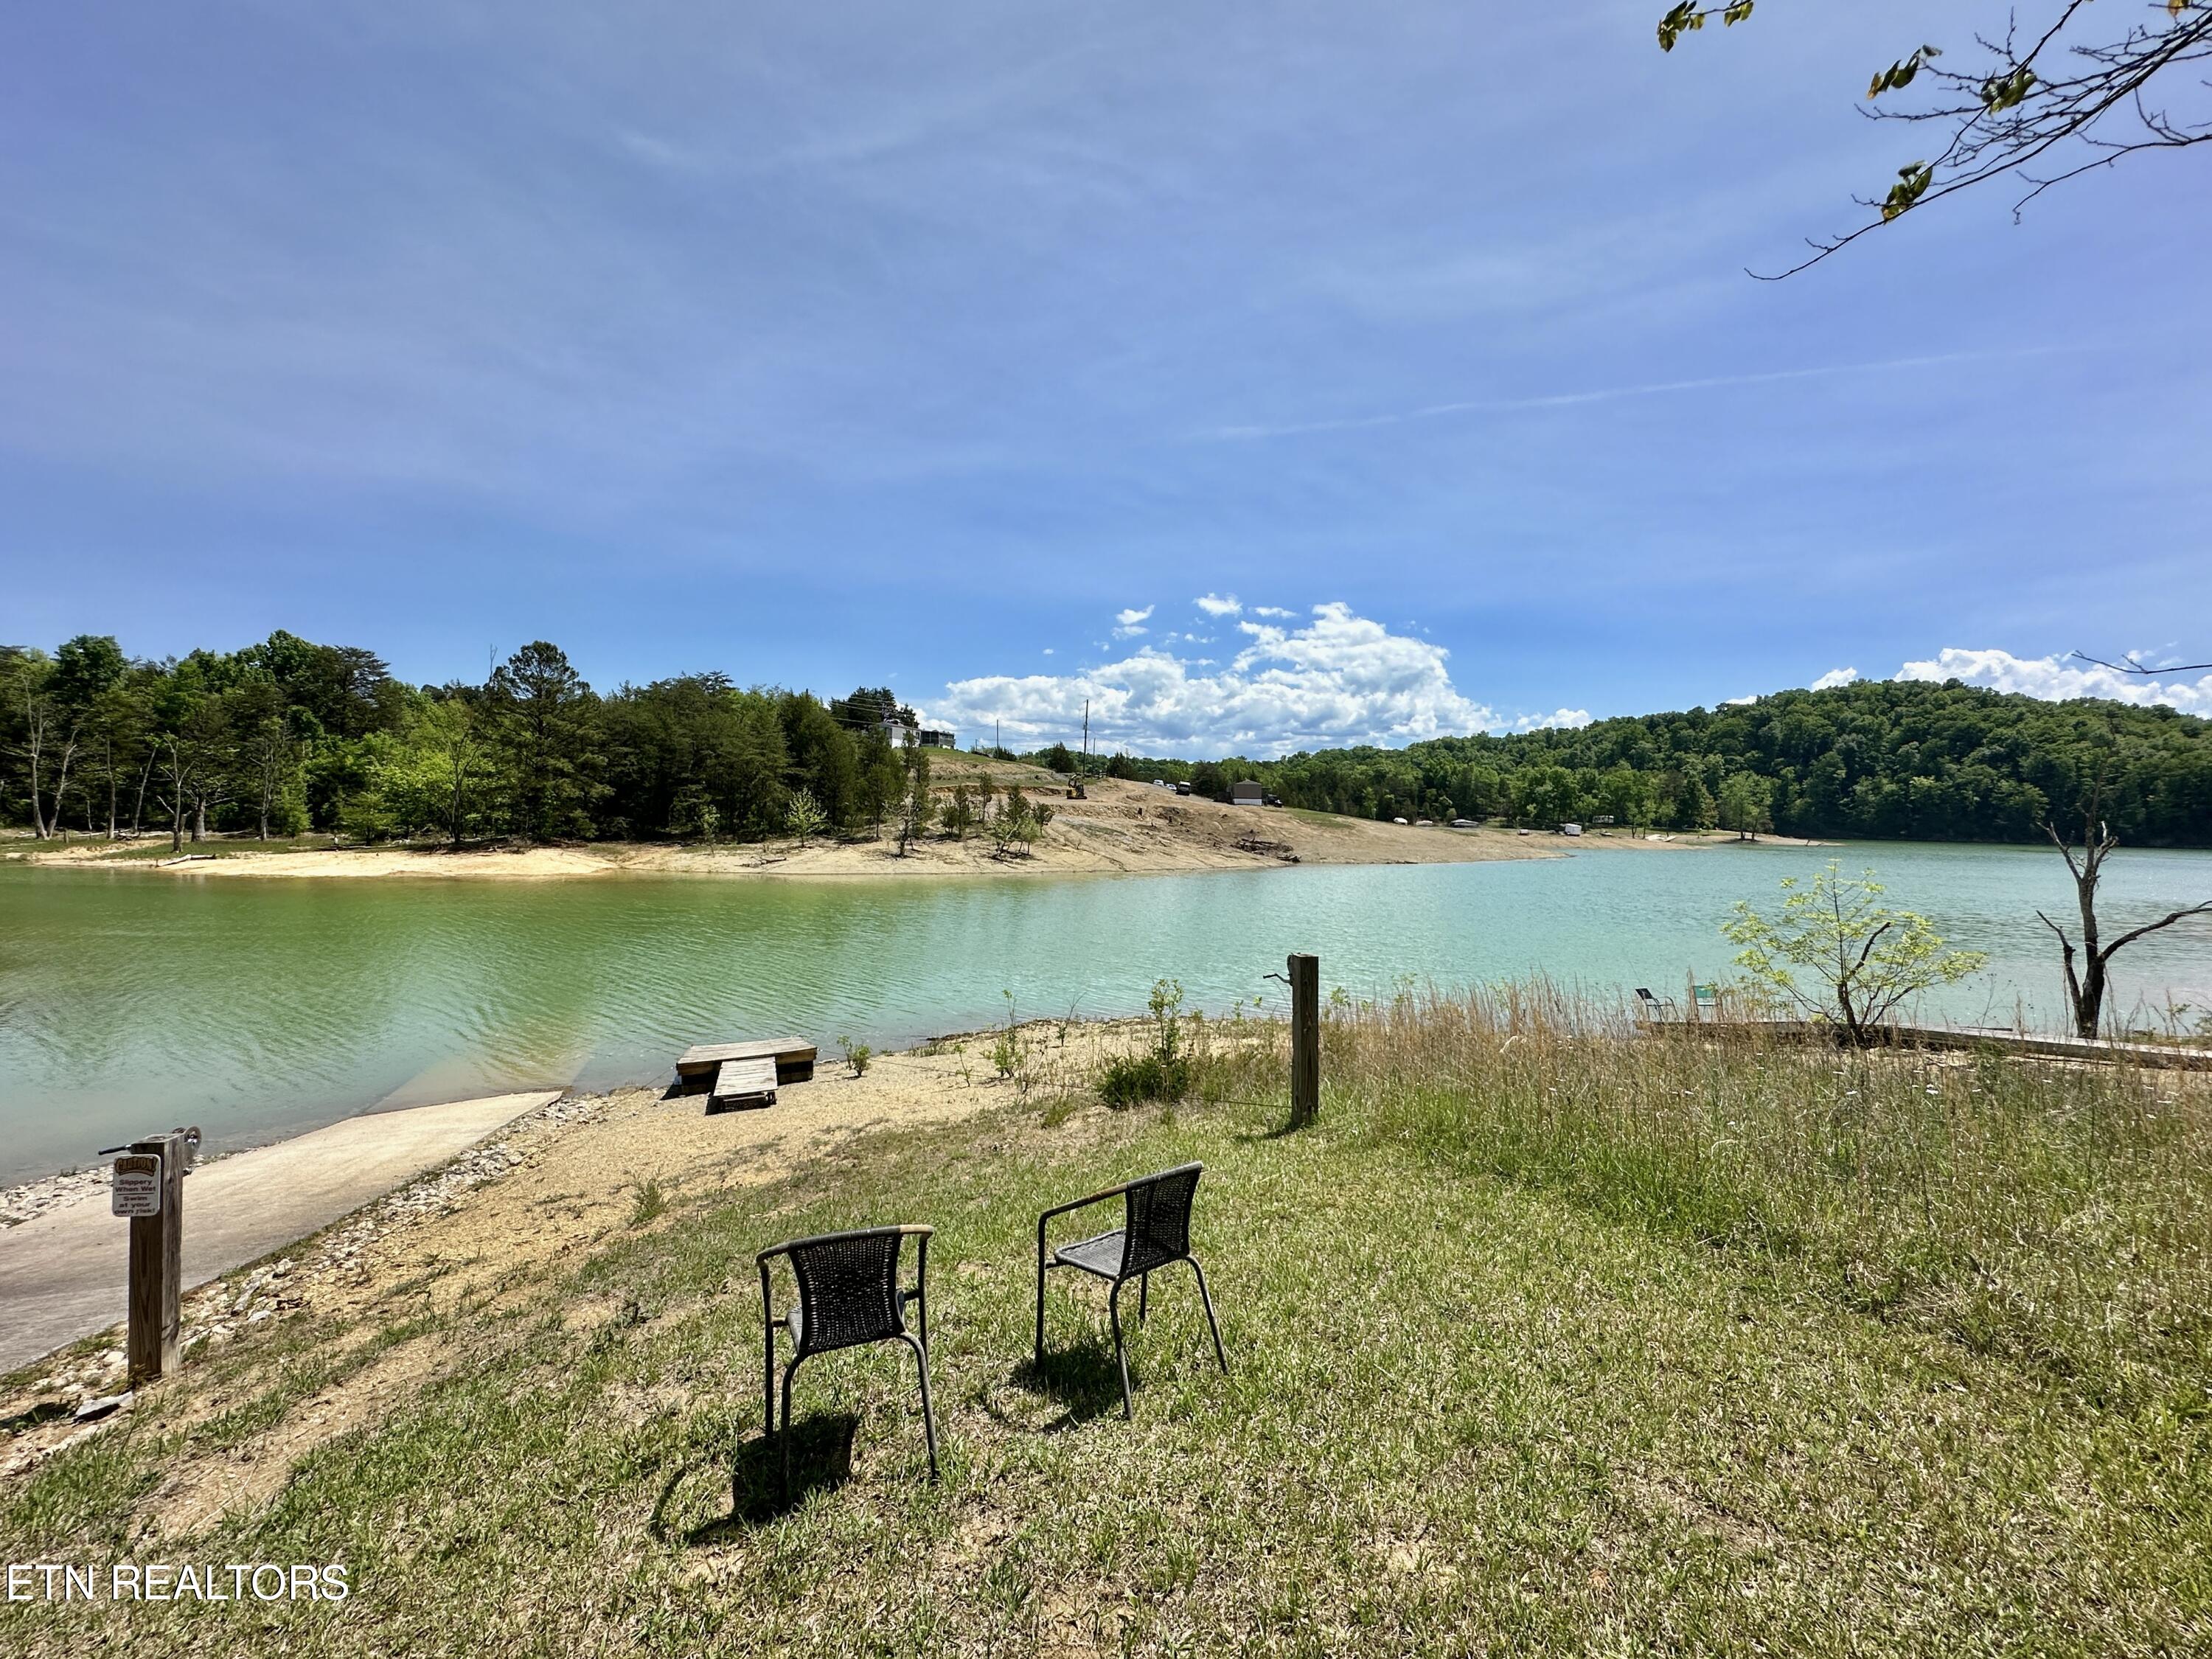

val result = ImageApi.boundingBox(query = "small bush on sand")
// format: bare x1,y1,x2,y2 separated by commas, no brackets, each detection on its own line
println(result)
626,1178,667,1228
1096,978,1196,1108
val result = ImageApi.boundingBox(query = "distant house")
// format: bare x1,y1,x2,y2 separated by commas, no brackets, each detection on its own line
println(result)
1229,781,1265,806
877,718,956,748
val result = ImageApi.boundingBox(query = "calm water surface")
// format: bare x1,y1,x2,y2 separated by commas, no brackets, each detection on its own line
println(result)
4,840,2209,1183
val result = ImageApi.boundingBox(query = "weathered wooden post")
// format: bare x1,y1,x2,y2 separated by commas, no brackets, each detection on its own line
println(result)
1288,952,1321,1128
118,1131,187,1385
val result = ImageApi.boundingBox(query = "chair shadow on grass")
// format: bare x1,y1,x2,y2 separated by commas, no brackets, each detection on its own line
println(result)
1007,1341,1128,1431
655,1411,861,1541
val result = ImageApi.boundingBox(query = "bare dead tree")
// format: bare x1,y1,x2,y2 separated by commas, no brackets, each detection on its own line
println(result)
2036,776,2212,1037
1658,2,2212,276
2070,649,2212,675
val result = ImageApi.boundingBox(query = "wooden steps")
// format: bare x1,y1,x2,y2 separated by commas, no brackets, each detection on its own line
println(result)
707,1056,779,1113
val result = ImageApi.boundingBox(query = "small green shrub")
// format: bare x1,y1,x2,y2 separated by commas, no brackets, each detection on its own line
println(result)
1095,978,1196,1107
626,1178,667,1228
1095,1050,1194,1109
990,990,1027,1080
839,1034,872,1077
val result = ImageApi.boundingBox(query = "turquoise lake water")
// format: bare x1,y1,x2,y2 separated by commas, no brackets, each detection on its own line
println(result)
3,840,2208,1183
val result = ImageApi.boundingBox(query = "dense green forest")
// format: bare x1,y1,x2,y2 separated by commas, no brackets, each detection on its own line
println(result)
1146,681,2211,846
4,633,2207,847
0,633,919,848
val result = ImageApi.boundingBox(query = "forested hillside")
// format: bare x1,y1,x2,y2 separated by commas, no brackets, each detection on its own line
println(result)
0,633,915,848
4,635,2205,847
1190,681,2212,846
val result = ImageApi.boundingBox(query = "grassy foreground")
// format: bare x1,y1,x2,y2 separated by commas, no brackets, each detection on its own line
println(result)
4,996,2208,1656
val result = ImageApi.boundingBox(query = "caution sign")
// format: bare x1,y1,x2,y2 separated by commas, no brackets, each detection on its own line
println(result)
111,1152,162,1218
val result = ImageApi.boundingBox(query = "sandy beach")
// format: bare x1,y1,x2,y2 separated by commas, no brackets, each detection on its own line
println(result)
10,768,1755,882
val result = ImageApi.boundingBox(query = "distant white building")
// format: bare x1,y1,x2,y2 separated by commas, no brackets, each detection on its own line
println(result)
878,719,956,748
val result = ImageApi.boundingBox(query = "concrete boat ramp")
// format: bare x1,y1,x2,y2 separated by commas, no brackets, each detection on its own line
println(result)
0,1091,560,1376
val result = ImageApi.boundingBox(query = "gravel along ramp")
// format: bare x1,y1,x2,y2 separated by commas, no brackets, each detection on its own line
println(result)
0,1091,560,1374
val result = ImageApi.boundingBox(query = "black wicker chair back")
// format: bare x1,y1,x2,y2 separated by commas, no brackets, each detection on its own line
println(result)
758,1223,937,1484
788,1228,906,1356
1119,1164,1200,1277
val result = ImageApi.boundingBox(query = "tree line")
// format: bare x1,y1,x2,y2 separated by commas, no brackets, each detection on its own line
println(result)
1088,681,2211,848
7,638,2208,852
0,634,931,850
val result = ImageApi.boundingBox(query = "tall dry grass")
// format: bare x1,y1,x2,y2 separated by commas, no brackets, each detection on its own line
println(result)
1207,982,2211,1405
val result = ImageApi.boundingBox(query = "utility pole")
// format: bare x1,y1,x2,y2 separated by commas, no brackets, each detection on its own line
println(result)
1082,699,1091,775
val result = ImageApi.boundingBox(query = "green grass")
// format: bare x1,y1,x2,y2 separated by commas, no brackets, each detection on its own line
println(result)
4,999,2207,1655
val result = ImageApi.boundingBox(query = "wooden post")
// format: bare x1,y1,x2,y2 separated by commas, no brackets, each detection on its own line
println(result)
1289,953,1321,1128
125,1133,184,1385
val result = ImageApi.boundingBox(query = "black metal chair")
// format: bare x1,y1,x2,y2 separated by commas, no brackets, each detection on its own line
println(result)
1034,1162,1225,1419
757,1224,938,1486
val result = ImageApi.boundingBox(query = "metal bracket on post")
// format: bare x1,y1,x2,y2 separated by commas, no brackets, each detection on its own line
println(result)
1288,953,1321,1129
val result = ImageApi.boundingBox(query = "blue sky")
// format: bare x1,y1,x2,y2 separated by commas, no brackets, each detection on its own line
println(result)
4,1,2208,753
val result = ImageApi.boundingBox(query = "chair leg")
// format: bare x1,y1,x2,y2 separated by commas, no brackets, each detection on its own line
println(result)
1187,1257,1228,1374
763,1325,777,1439
1034,1253,1048,1368
779,1361,800,1495
903,1334,940,1480
1138,1270,1150,1324
1107,1279,1133,1420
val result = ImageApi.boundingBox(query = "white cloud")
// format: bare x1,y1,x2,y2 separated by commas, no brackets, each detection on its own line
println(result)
1810,667,1859,690
1194,593,1242,617
1113,605,1153,639
1895,648,2212,717
1511,708,1592,731
930,601,1523,756
1722,695,1760,706
1252,605,1295,619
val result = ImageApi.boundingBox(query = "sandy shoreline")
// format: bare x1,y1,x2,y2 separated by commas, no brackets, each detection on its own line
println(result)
0,1092,566,1375
0,1023,1127,1485
9,771,1761,882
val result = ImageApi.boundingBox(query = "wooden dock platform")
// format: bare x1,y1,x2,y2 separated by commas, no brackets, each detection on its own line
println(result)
675,1038,817,1086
